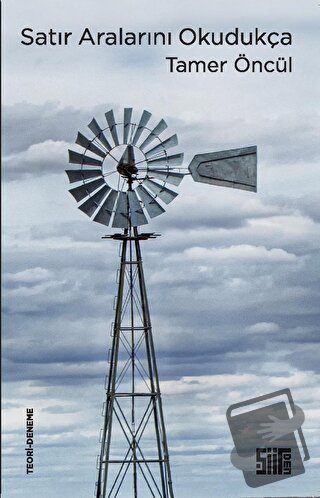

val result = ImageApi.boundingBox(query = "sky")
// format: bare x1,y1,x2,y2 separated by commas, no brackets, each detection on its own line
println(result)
2,0,320,497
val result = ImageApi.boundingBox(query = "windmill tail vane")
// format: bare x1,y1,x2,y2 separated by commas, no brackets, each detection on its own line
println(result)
65,107,257,497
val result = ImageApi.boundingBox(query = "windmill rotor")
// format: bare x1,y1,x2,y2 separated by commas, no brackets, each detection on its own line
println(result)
66,107,185,228
66,106,258,230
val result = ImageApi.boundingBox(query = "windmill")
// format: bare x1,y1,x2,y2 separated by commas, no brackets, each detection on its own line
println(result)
66,107,257,498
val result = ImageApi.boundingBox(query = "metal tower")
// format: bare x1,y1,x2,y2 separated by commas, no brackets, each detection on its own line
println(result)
97,226,174,498
65,107,257,497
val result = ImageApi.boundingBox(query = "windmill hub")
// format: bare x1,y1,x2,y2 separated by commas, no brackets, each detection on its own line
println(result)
116,162,138,178
116,144,139,179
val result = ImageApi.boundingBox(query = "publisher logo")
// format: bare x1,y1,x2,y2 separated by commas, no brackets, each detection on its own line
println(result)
226,389,309,488
256,447,291,476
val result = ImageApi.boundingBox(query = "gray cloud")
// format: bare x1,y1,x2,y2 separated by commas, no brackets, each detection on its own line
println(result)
3,101,105,155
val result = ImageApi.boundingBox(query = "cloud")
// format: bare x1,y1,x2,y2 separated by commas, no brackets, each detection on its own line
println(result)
40,404,80,414
4,139,69,181
183,244,297,263
5,267,52,283
298,192,320,223
176,110,320,167
246,321,280,333
3,101,95,155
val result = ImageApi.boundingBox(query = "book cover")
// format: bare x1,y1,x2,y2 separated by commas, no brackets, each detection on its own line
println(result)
2,1,319,497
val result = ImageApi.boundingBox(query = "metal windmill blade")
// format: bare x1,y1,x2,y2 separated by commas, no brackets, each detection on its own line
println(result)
131,110,152,145
145,134,178,159
123,107,133,144
88,118,112,151
112,191,128,228
105,109,119,146
69,177,106,202
75,132,107,158
78,185,111,217
143,178,178,204
93,190,118,226
135,185,165,219
68,150,103,167
147,169,184,186
66,169,103,183
140,119,168,151
146,153,184,168
128,190,148,226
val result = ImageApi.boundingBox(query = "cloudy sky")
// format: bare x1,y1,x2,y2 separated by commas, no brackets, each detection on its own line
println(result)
2,0,320,497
